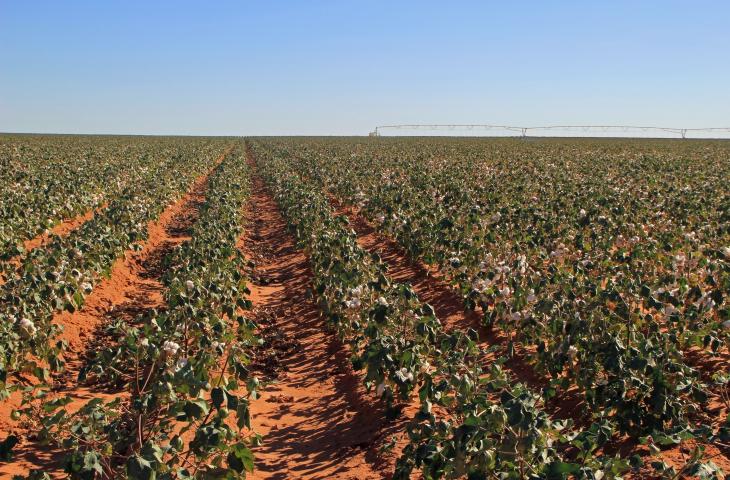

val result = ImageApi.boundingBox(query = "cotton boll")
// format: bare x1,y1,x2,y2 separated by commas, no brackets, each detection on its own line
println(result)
17,317,37,338
162,340,180,357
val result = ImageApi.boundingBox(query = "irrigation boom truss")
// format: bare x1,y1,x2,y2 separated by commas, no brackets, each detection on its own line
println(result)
370,124,730,139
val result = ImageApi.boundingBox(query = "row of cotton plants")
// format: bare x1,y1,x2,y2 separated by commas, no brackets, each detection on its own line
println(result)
13,144,258,479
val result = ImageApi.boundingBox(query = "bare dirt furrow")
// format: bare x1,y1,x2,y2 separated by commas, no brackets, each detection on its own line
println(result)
0,149,230,478
242,175,386,480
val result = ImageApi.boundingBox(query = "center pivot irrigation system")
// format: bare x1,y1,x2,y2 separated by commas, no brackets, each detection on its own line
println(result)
369,124,730,139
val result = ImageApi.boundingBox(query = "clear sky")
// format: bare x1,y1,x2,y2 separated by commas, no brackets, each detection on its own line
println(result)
1,1,729,136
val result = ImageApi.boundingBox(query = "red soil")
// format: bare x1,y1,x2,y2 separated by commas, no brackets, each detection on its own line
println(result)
0,150,228,478
242,172,388,479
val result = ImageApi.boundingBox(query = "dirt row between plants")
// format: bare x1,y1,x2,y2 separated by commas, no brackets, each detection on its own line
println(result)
241,163,392,478
0,148,231,478
329,201,730,479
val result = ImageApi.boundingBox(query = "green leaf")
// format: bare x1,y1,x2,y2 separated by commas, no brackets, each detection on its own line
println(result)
227,443,254,473
183,399,209,420
127,454,156,480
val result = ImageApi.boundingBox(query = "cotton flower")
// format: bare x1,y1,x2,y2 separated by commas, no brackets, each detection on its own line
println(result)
80,282,93,294
400,367,414,382
517,255,528,274
377,296,388,307
162,340,180,357
527,290,537,303
376,214,385,224
722,247,730,259
567,345,578,360
349,286,363,298
698,294,716,310
579,209,587,217
185,280,195,292
499,286,511,298
663,305,678,317
175,357,189,372
345,298,361,309
473,278,490,293
140,338,150,347
17,318,37,337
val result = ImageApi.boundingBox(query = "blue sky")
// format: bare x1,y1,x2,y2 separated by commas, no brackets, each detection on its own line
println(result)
1,1,729,135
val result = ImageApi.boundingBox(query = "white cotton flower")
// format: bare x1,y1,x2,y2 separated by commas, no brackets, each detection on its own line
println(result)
175,357,189,372
80,282,93,294
567,345,578,360
400,367,414,382
350,286,363,298
579,209,587,217
698,295,716,310
499,286,511,298
162,340,180,357
185,280,195,292
473,278,490,293
17,318,37,337
377,296,388,307
345,298,361,309
376,382,386,396
140,338,150,347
